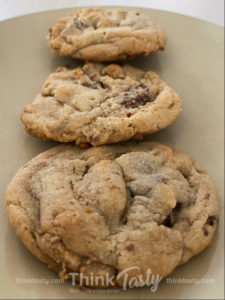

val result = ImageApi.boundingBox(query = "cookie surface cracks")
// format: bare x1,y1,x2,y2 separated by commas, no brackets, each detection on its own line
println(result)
21,63,181,146
47,7,167,61
6,142,219,287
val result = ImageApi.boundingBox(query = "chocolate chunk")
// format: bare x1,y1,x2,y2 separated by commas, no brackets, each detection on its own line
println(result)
174,202,182,212
73,19,88,30
206,215,217,226
162,215,173,228
202,216,218,236
125,243,135,251
203,228,209,236
98,81,105,88
121,83,152,108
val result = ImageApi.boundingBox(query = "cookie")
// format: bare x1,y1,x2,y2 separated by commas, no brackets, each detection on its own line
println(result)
47,7,167,62
21,63,181,146
6,141,219,288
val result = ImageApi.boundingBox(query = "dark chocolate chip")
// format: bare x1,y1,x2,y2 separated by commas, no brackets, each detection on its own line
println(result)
98,81,105,88
162,215,173,228
121,83,152,108
206,215,217,226
203,228,209,236
174,202,182,212
126,112,132,118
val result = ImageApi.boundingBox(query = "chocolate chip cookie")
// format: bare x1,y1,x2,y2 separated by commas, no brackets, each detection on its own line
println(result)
47,7,167,62
5,141,219,288
21,63,181,146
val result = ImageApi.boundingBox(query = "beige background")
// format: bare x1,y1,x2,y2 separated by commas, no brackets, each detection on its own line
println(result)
0,7,224,300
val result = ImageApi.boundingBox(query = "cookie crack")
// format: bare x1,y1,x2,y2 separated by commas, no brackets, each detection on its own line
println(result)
26,185,41,228
28,64,172,145
66,30,162,56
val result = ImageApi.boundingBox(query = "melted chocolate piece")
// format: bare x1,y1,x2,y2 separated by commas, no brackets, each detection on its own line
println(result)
174,202,182,212
162,215,173,227
121,83,152,108
203,228,209,236
206,215,218,226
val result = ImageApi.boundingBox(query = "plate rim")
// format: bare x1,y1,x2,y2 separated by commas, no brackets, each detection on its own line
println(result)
0,5,224,30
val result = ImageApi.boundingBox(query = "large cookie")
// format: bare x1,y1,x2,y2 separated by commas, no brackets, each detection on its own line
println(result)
47,7,167,62
21,63,181,146
6,142,219,288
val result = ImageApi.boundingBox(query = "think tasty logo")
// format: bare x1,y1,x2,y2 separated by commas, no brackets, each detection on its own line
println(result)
69,266,163,291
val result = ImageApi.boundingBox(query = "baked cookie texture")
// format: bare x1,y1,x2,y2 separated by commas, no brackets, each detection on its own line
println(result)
6,142,219,288
21,63,181,146
47,7,167,62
